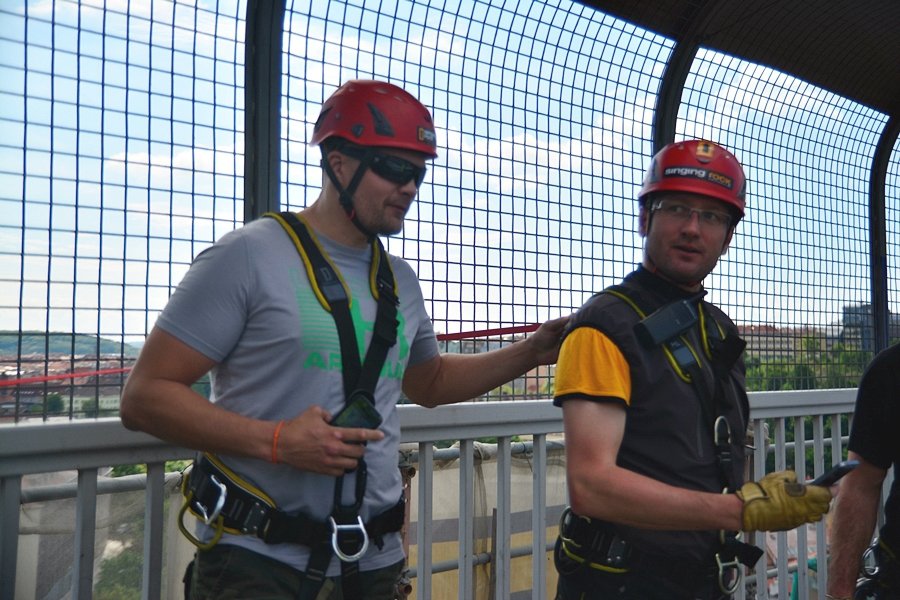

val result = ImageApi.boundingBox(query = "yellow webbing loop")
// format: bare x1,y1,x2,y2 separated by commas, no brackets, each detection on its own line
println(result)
265,211,399,310
266,211,348,313
177,453,279,549
559,539,629,574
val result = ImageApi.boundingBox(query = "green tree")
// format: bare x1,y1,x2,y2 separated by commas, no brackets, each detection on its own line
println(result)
94,549,142,600
45,393,65,414
745,337,869,392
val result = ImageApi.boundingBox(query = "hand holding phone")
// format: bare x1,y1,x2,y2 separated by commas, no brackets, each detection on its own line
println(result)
808,459,860,487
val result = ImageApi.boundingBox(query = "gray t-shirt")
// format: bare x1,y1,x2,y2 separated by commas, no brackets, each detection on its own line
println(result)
156,216,439,573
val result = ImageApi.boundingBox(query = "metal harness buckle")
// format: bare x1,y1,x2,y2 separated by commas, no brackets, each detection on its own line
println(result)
197,474,227,525
178,468,228,551
863,542,880,577
715,551,741,594
330,515,369,562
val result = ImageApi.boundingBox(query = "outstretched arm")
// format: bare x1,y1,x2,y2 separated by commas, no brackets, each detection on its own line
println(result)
402,315,569,407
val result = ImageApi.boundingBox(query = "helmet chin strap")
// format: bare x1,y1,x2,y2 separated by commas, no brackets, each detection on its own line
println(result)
321,148,378,241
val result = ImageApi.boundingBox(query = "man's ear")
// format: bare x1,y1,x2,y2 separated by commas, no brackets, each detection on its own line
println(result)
638,206,650,237
720,227,735,255
325,149,346,177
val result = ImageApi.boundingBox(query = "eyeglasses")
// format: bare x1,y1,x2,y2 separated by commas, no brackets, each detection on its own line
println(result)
340,145,428,188
652,200,732,229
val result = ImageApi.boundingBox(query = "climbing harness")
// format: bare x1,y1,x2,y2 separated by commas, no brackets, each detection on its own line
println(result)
557,284,762,594
179,211,401,600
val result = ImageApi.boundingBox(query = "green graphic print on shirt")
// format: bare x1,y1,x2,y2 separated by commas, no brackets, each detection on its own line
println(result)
290,266,409,380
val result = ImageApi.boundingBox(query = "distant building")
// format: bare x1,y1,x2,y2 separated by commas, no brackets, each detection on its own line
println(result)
737,325,838,362
840,303,900,352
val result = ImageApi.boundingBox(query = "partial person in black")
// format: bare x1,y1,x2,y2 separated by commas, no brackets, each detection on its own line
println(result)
828,342,900,600
552,139,833,599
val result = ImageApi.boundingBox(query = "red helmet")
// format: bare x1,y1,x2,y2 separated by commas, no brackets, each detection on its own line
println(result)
310,80,438,158
638,139,746,217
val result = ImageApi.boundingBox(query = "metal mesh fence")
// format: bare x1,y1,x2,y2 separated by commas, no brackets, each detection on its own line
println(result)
1,0,898,420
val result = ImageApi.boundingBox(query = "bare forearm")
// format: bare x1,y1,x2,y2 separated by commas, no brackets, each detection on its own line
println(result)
404,316,567,407
568,465,744,531
828,479,881,596
429,344,540,405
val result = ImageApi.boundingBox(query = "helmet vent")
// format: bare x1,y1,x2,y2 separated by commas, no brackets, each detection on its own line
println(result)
367,102,395,138
313,107,332,135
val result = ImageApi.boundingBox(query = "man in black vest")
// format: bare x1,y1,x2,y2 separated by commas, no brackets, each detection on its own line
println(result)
553,139,832,599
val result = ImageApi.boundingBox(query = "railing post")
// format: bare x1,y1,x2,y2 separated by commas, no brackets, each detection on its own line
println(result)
416,442,434,599
73,468,98,600
143,463,166,600
493,437,511,599
0,475,23,599
458,439,474,600
532,434,547,597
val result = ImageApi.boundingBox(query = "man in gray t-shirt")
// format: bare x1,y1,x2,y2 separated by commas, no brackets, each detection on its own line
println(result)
120,79,568,600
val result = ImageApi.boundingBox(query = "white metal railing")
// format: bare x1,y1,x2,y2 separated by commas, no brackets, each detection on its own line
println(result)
1,390,875,600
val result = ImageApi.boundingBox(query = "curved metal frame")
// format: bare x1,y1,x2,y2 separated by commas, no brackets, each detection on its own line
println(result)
870,117,900,352
651,2,897,350
244,0,286,222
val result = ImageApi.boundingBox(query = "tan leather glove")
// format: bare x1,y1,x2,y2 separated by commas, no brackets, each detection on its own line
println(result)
737,469,832,531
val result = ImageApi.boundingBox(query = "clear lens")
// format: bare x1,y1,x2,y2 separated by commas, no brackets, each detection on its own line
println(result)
654,200,731,228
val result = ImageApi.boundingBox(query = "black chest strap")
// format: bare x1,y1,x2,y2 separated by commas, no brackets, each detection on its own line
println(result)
266,211,400,599
266,211,399,398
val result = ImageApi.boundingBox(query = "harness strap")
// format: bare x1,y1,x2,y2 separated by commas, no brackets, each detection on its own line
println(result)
591,285,761,590
321,146,379,240
265,212,399,600
556,507,749,592
266,211,399,395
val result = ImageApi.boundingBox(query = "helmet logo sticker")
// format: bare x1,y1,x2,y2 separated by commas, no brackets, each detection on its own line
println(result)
418,127,437,148
707,171,733,189
663,166,733,190
695,141,715,163
367,102,395,138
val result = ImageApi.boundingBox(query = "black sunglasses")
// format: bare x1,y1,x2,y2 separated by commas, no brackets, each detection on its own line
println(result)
340,145,428,188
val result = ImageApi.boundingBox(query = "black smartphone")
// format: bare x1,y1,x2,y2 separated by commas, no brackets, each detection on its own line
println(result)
809,459,860,487
331,393,383,430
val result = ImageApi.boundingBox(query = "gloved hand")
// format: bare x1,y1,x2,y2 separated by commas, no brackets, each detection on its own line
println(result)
737,469,832,531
